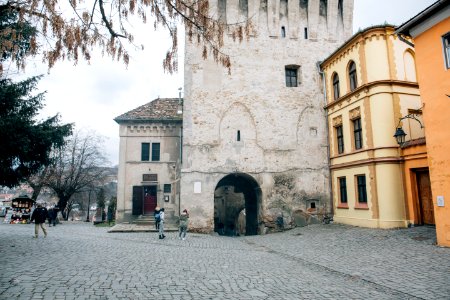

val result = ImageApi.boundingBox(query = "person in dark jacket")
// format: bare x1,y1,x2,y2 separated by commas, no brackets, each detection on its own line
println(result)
48,207,57,227
30,203,49,238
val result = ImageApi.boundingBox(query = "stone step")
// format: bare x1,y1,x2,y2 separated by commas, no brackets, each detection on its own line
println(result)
108,223,179,233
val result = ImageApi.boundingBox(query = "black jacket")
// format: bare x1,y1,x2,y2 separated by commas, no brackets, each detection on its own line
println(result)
31,207,49,224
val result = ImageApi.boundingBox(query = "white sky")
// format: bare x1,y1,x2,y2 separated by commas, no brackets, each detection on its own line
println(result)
15,0,436,166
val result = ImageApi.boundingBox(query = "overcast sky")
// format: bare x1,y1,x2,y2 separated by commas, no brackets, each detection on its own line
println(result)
17,0,436,166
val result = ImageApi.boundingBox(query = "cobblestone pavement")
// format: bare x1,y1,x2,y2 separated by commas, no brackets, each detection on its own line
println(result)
1,222,449,300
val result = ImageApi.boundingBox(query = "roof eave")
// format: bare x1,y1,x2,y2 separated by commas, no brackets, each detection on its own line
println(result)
395,0,449,36
114,118,183,125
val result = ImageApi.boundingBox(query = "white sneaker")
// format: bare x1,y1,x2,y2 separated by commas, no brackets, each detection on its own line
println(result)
182,238,186,241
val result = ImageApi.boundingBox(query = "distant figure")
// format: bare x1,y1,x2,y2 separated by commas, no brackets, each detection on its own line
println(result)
48,207,57,227
30,203,49,238
154,206,161,230
158,208,165,239
178,209,189,240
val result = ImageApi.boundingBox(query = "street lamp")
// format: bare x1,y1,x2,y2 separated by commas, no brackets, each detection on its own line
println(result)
393,127,407,145
393,107,424,146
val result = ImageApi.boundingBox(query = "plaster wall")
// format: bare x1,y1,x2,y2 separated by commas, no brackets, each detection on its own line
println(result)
370,93,396,147
323,26,422,229
116,123,181,222
364,38,390,83
413,17,450,246
375,163,406,226
392,36,418,82
402,144,428,225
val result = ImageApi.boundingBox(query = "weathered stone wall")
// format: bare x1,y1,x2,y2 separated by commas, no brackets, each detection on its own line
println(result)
181,0,354,232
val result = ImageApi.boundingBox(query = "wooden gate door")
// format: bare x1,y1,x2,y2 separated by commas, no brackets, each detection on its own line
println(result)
416,170,434,225
143,186,157,215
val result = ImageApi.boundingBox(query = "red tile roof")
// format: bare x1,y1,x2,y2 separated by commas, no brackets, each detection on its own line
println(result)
114,98,183,124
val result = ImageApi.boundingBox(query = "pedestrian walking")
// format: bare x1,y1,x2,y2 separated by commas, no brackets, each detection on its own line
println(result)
48,207,57,227
158,208,165,239
30,203,49,238
154,206,161,230
178,209,189,240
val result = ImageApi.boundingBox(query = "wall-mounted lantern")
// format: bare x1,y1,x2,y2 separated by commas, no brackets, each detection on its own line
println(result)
393,107,424,146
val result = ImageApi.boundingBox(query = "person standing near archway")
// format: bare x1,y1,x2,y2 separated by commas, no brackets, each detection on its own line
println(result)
178,209,189,240
158,208,165,239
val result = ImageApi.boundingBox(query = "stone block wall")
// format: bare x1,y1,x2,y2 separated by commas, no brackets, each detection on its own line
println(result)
181,0,354,233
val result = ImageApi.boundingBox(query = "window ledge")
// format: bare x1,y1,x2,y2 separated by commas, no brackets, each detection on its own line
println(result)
337,204,349,209
354,204,369,210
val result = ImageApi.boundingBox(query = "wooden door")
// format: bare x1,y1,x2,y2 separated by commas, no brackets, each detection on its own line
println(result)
132,186,143,215
143,186,157,215
416,170,434,225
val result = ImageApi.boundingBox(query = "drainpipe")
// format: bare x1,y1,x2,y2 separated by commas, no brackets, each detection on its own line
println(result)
178,88,183,216
317,61,334,219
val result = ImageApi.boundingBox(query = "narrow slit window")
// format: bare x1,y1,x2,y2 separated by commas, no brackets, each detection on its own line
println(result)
353,118,363,150
443,32,450,69
356,175,367,203
237,130,241,141
332,73,340,100
281,26,286,38
304,27,308,39
339,177,347,203
141,143,150,161
152,143,160,161
349,61,358,91
336,125,344,154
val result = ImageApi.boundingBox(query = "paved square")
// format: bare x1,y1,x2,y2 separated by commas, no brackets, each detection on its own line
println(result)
0,222,449,299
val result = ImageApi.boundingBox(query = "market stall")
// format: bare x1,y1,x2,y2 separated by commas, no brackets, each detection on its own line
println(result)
6,195,34,224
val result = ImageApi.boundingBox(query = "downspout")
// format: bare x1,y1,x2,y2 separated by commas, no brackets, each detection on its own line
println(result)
317,61,334,219
178,88,183,217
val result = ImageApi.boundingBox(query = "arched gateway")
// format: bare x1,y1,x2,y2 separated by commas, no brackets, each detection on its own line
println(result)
214,173,261,236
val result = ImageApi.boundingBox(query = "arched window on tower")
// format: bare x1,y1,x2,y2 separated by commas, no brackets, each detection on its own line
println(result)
332,73,340,100
348,61,358,91
281,26,286,38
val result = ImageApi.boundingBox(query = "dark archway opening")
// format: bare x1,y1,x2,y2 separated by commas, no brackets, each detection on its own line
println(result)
214,173,261,236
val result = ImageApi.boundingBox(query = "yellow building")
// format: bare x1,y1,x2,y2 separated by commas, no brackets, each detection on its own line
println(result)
396,0,450,247
320,25,425,228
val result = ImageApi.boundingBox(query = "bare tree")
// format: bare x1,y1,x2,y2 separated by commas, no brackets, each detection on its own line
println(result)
0,0,251,74
46,130,109,220
26,166,50,201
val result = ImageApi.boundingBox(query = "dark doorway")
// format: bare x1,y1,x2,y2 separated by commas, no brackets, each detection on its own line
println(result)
416,170,434,225
143,186,157,215
214,173,261,236
132,186,157,215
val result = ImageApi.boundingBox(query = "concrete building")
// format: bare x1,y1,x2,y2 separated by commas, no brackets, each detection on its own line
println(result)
114,98,182,223
320,25,425,228
396,0,450,247
181,0,354,234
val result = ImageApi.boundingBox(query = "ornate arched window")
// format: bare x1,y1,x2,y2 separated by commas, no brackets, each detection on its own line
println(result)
332,73,340,100
348,61,357,91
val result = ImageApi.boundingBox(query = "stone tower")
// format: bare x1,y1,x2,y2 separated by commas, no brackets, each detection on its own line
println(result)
181,0,354,235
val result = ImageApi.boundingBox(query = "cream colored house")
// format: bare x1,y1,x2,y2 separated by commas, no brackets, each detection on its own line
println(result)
114,98,182,223
320,25,424,228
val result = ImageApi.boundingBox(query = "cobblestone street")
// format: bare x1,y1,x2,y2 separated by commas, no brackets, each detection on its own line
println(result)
1,222,449,299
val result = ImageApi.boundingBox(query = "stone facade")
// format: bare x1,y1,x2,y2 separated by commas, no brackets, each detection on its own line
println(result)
181,0,354,234
114,99,182,223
